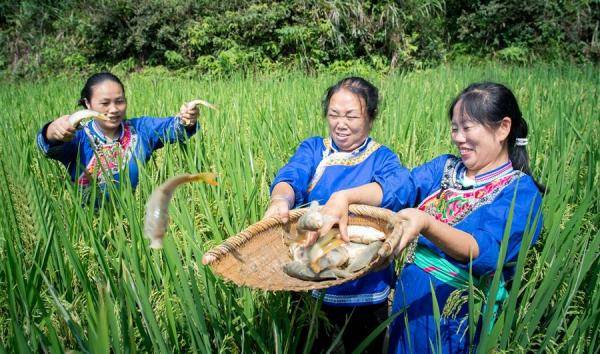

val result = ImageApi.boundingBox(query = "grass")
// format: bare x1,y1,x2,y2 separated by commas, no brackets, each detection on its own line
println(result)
0,62,598,352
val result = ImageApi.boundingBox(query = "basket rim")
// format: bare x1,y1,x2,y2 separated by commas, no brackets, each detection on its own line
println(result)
199,204,403,291
202,204,394,267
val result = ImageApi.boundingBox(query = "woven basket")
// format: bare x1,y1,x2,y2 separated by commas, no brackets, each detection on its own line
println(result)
201,204,400,291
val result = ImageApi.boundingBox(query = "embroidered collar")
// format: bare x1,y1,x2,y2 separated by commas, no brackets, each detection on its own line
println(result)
89,120,124,144
456,160,513,187
326,136,371,156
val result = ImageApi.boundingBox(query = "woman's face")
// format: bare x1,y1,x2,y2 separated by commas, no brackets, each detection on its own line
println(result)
85,80,127,135
451,100,511,177
326,88,372,152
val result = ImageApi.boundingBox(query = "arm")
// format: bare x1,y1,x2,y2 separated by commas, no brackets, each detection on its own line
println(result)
318,182,384,242
262,138,318,223
393,178,543,272
139,103,200,148
45,115,77,143
317,185,479,261
263,182,295,222
371,149,416,211
391,208,479,261
317,154,449,241
36,117,79,163
269,138,317,205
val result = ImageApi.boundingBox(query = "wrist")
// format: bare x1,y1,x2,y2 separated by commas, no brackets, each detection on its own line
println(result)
332,190,350,205
179,116,195,128
420,211,433,235
270,194,293,208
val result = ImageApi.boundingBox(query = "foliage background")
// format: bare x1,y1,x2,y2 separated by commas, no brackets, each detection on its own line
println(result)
0,0,598,77
0,1,598,352
0,64,598,352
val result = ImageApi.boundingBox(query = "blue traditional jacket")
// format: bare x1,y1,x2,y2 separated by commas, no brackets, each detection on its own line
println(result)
36,117,197,194
271,136,412,306
388,155,544,354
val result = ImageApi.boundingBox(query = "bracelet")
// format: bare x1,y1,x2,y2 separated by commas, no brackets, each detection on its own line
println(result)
270,194,294,207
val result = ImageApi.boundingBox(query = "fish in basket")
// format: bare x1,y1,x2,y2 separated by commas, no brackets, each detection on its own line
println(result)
283,202,386,281
201,203,404,291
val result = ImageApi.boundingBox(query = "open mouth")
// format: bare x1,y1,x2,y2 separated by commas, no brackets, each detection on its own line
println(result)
459,147,474,156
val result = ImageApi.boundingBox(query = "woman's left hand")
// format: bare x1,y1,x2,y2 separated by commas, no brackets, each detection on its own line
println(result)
387,208,432,256
179,103,199,128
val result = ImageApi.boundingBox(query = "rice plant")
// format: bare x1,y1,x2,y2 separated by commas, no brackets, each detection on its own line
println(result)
0,63,597,352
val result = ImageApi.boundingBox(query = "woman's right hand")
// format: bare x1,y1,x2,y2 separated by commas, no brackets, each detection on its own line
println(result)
46,115,77,142
263,196,292,223
315,191,351,243
313,183,384,245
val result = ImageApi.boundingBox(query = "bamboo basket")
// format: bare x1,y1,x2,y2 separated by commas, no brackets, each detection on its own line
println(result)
201,204,401,291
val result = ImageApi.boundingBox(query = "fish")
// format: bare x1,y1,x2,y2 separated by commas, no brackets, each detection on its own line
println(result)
283,203,385,281
68,109,109,129
144,173,218,249
186,99,217,110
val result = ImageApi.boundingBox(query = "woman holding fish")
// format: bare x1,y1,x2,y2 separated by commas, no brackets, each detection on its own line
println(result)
37,72,212,202
317,82,544,353
264,77,413,352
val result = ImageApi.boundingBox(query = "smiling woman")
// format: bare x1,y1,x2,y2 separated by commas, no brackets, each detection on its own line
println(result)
315,82,545,353
36,72,203,203
263,77,413,353
325,82,374,152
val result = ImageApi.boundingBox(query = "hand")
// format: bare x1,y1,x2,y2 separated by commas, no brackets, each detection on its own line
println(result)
383,208,431,258
263,196,292,223
179,103,199,128
313,191,350,244
46,115,77,142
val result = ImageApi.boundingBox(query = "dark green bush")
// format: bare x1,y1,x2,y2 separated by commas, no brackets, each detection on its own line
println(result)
449,0,599,62
0,0,597,77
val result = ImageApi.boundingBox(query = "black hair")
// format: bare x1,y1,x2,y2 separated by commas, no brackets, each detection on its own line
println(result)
449,82,545,192
78,72,125,108
322,77,379,122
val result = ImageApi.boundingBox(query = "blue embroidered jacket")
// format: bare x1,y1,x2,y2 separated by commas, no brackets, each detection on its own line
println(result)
36,117,197,192
271,136,412,306
388,155,544,354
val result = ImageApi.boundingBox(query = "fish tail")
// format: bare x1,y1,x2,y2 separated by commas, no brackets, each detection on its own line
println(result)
191,172,218,186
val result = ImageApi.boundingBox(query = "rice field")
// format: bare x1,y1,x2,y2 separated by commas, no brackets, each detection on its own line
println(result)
0,63,598,352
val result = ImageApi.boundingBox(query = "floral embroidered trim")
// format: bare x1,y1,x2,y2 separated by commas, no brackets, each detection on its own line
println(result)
78,121,138,188
307,137,381,192
405,156,522,263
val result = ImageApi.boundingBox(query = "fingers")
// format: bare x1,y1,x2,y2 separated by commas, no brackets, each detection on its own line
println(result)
263,202,290,223
378,220,403,259
317,191,348,240
337,214,349,242
263,207,276,219
394,230,411,257
317,216,334,236
48,116,77,142
278,207,289,223
183,104,200,117
56,127,76,141
179,104,199,127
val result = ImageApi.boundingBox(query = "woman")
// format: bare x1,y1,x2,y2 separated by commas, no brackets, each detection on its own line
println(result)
264,77,412,352
318,82,544,352
36,72,200,201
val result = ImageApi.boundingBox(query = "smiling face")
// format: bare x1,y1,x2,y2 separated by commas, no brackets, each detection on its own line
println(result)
451,99,511,177
326,88,372,152
85,80,127,138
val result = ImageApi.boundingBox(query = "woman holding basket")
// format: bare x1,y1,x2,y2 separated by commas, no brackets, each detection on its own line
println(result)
317,82,544,353
264,76,412,352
